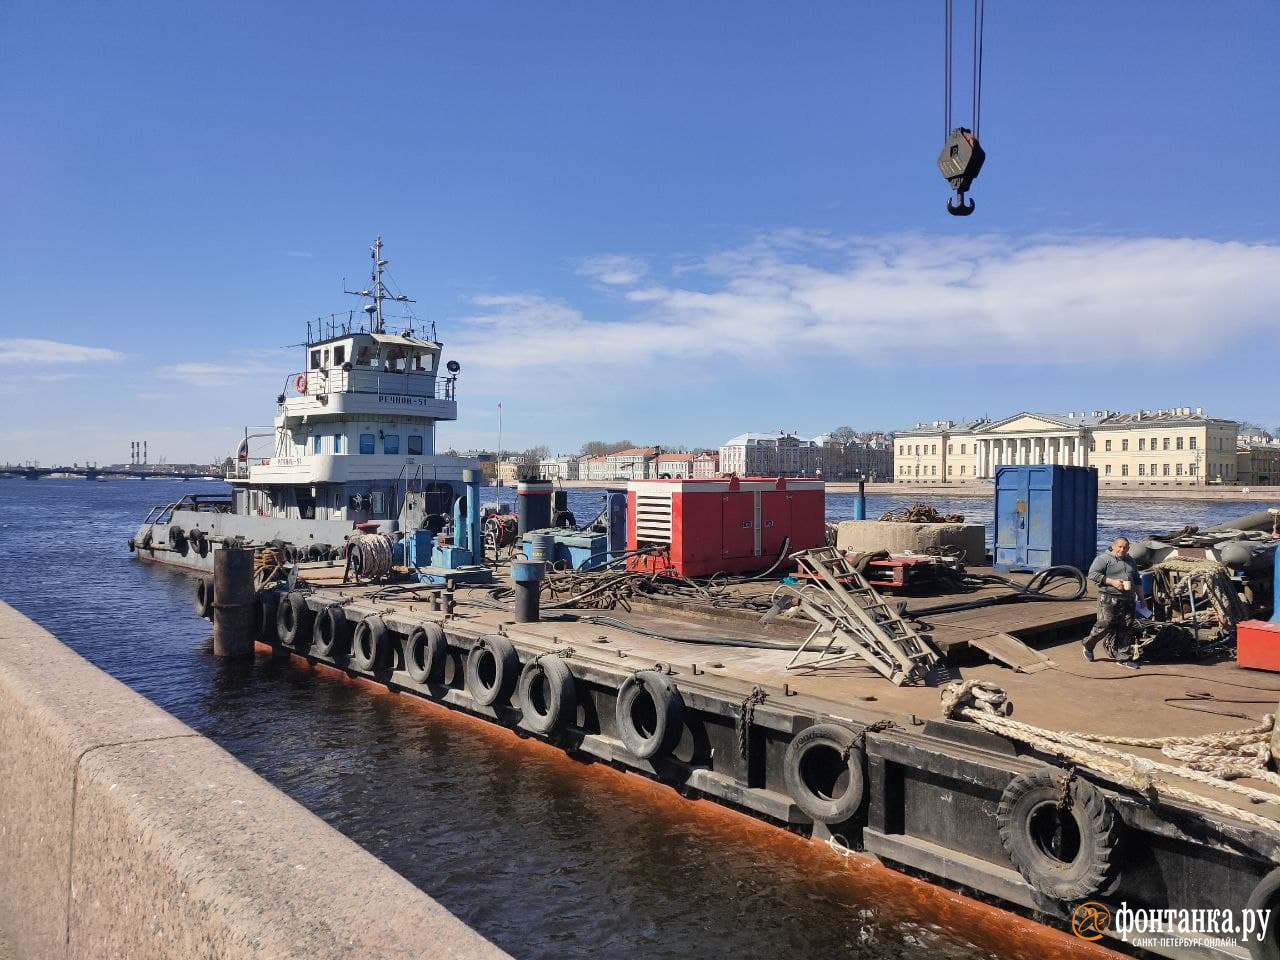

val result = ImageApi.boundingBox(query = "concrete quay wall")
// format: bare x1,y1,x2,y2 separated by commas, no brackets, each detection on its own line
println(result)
0,600,508,960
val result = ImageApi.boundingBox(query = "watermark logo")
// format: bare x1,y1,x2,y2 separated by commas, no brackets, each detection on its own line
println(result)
1072,901,1273,950
1072,902,1110,941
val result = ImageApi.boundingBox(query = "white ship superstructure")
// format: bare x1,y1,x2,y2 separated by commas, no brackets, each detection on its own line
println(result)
131,237,478,573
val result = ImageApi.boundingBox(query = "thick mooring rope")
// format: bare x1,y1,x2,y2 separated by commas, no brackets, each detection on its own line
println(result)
348,534,395,581
941,680,1280,838
254,547,285,587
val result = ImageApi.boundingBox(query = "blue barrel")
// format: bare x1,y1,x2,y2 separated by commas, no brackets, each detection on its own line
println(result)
528,532,557,564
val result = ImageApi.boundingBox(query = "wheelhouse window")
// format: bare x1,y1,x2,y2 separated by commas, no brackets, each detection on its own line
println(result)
407,434,424,455
333,434,342,454
312,435,321,454
359,433,375,454
370,491,385,515
383,434,400,454
333,345,346,365
310,350,321,369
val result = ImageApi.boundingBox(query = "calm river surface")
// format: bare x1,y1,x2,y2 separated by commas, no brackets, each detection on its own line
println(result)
0,478,1259,959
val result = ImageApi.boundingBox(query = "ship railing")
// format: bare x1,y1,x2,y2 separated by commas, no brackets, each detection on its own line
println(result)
287,369,457,401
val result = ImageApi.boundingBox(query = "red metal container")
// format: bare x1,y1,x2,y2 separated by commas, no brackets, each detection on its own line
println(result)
626,477,825,578
1236,620,1280,672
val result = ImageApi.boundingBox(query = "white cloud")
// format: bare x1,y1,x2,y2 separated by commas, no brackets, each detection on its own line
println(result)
453,233,1280,382
157,360,284,387
575,254,649,286
0,338,124,365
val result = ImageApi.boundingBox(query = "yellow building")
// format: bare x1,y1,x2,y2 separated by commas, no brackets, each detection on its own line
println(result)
894,408,1239,486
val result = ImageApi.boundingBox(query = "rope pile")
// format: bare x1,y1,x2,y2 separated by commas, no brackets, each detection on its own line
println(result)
1150,555,1250,626
348,533,395,581
940,680,1280,837
880,503,965,523
254,546,286,587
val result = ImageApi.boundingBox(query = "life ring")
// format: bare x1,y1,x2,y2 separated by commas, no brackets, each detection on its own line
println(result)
311,605,350,660
275,591,314,650
996,768,1120,900
615,670,684,760
465,635,519,707
194,577,215,620
256,590,280,643
517,656,576,735
783,723,867,825
351,615,392,672
403,624,447,684
295,372,308,393
1246,867,1280,960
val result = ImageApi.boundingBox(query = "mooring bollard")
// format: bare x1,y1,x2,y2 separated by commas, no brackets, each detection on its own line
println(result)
511,558,547,623
212,546,256,657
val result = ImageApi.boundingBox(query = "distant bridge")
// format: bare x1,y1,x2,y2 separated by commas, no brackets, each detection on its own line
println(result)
0,466,225,481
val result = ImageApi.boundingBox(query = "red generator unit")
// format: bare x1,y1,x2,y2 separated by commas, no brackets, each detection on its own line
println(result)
627,477,826,578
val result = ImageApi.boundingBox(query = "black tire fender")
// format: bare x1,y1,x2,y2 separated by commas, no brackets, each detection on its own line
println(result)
615,670,684,760
256,590,280,643
402,624,447,684
1246,866,1280,960
276,591,314,650
997,768,1120,901
465,635,519,707
783,722,867,825
351,615,392,672
311,605,350,659
194,577,215,620
518,656,576,735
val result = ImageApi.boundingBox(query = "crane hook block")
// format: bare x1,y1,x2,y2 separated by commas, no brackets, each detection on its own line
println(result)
938,127,985,213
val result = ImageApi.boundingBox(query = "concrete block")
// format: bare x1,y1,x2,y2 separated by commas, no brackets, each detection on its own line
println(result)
835,520,987,564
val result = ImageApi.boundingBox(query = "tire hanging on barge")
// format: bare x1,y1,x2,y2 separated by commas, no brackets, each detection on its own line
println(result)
403,624,447,684
517,656,576,736
194,577,215,620
465,635,519,707
311,605,350,660
351,615,392,672
1246,867,1280,960
256,589,280,643
996,768,1120,901
615,670,684,760
276,591,314,650
783,722,866,825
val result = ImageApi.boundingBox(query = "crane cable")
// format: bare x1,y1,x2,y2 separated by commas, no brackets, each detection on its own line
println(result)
944,0,985,137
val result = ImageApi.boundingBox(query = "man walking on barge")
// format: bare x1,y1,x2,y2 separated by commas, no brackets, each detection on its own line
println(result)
1082,536,1148,663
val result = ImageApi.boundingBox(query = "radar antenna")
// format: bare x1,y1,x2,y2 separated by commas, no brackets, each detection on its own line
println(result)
344,235,415,334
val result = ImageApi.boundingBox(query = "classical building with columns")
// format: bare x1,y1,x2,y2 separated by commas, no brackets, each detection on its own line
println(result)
894,408,1239,485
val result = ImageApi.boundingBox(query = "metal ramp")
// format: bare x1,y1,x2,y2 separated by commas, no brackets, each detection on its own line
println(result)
783,547,942,685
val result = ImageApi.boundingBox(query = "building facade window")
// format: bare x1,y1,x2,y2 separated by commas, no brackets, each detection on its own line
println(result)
1190,463,1198,476
1139,438,1146,451
960,443,967,454
1090,438,1096,452
1121,464,1129,476
1138,464,1146,476
1176,463,1183,476
1105,439,1112,452
1105,464,1112,475
1162,438,1170,450
947,444,953,455
1122,439,1129,451
1176,437,1184,450
1163,463,1171,476
960,465,966,475
1150,462,1157,476
1190,437,1198,449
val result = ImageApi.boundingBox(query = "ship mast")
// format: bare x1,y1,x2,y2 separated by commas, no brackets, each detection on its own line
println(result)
344,235,414,336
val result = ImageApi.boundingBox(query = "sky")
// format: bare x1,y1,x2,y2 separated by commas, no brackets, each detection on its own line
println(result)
2,1,1278,465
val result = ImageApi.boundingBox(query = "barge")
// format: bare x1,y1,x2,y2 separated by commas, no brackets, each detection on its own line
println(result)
134,238,1280,959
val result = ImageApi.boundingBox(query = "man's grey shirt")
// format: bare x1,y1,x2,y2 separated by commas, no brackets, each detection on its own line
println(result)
1088,552,1140,597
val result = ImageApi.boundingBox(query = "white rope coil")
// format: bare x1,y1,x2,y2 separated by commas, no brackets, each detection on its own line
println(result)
349,534,395,581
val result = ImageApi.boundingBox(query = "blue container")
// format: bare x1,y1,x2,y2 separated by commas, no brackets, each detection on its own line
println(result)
994,465,1097,572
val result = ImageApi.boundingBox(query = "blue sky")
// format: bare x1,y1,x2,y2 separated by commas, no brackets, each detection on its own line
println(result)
2,1,1278,464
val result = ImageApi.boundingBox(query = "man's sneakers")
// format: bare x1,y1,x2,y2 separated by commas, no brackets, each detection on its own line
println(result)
1081,645,1095,663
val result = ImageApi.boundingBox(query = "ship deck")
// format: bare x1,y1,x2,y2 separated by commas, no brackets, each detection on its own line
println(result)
297,562,1280,814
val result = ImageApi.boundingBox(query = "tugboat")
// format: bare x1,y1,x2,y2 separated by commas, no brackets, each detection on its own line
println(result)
130,238,478,573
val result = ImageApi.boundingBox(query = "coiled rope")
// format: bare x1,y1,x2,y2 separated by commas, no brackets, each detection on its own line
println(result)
941,680,1280,838
254,547,285,587
348,534,395,581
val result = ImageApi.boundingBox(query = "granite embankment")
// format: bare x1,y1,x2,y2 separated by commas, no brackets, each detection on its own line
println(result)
0,601,509,960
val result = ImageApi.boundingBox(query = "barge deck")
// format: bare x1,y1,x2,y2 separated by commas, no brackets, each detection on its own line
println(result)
244,563,1280,959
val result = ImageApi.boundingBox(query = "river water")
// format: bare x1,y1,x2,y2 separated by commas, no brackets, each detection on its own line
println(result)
0,478,1258,959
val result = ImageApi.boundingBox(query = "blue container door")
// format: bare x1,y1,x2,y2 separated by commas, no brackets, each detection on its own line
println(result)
1025,466,1056,570
994,466,1029,569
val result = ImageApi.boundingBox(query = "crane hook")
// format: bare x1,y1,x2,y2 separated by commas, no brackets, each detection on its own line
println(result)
946,191,976,216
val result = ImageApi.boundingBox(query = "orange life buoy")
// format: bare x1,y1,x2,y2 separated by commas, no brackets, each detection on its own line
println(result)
295,373,308,393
